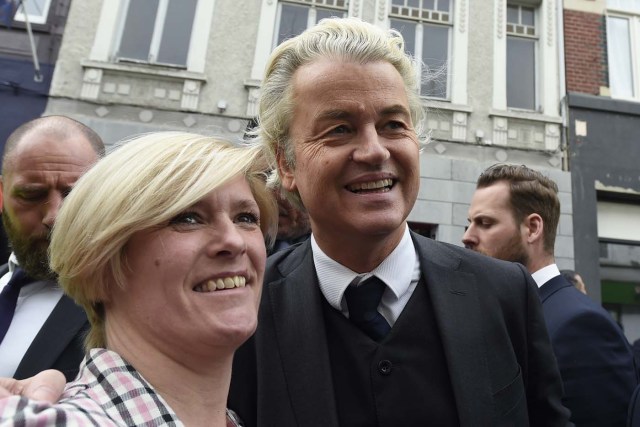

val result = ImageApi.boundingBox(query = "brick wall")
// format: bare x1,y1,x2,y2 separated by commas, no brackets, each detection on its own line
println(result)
564,9,608,95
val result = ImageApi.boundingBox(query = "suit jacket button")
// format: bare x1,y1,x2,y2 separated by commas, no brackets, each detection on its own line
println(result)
378,360,392,375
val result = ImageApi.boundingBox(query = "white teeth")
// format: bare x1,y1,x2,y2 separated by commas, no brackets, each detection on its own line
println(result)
194,276,247,293
348,178,393,192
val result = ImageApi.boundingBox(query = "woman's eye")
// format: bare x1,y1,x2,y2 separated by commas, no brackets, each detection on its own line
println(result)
236,212,260,225
169,212,201,226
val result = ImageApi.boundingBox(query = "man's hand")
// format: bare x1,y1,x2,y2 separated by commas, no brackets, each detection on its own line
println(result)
0,370,65,402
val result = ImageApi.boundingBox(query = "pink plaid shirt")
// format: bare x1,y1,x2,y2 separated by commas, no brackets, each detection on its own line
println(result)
0,348,242,426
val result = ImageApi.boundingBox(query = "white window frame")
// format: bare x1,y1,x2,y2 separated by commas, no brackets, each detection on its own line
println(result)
246,0,353,116
606,2,640,100
14,0,52,25
87,0,214,73
493,0,560,118
273,1,348,50
388,0,455,101
505,3,539,111
112,0,193,67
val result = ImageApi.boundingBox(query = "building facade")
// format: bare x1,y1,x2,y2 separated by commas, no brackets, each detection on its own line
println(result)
46,0,574,264
564,0,640,339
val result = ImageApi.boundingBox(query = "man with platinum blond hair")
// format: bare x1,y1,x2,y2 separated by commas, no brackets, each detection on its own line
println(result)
229,18,569,426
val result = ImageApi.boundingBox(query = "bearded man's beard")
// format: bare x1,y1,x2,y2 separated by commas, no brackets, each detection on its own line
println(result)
491,230,530,268
2,212,57,281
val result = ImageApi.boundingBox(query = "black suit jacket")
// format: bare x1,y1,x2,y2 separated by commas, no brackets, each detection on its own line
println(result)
229,232,570,426
0,264,88,381
540,274,637,426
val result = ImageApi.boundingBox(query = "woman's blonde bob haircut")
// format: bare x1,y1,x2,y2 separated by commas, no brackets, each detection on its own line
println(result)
255,17,426,206
49,132,278,350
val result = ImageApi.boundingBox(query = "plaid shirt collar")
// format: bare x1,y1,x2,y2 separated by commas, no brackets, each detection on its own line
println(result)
65,348,242,426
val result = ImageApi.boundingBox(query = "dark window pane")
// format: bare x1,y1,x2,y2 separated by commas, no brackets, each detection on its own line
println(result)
422,23,449,98
521,7,534,26
390,18,416,57
277,4,309,46
423,0,435,9
118,0,159,61
157,0,197,65
507,37,536,109
392,0,404,6
437,0,450,12
507,5,518,24
316,8,341,23
408,0,420,7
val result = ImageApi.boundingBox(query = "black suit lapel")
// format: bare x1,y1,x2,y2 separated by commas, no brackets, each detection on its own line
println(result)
412,233,493,427
15,294,88,379
267,242,339,426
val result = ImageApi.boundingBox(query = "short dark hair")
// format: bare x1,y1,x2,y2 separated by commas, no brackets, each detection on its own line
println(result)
477,164,560,254
3,115,105,173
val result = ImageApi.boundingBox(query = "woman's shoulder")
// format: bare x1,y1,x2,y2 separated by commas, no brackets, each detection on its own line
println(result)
0,394,117,426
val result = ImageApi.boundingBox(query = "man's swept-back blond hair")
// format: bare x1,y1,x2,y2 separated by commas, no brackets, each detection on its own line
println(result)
49,132,277,349
255,17,425,207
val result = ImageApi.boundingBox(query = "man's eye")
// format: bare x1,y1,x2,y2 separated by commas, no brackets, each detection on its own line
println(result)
329,125,350,134
236,212,260,225
169,212,201,226
18,192,46,202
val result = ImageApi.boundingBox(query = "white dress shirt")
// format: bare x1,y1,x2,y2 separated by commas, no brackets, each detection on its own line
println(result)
313,225,421,326
0,253,63,377
531,263,561,288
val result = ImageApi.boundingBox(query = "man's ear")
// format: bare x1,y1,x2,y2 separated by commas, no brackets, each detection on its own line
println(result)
277,151,296,192
524,213,544,243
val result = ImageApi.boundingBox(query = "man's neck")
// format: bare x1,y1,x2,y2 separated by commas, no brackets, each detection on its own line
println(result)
312,225,407,273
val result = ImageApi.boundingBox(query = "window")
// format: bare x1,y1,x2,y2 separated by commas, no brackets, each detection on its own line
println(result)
116,0,198,67
506,4,537,110
13,0,51,25
606,0,640,99
389,0,452,99
274,0,348,48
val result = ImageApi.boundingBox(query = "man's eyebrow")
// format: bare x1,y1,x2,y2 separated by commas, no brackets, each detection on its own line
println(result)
315,109,353,121
380,104,411,117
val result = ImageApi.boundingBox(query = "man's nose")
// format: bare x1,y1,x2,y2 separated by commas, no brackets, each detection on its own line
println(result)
351,127,391,164
462,226,475,248
42,193,63,230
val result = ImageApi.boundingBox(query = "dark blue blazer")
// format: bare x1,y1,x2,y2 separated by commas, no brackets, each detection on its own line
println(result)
540,274,637,426
229,233,570,426
0,264,88,382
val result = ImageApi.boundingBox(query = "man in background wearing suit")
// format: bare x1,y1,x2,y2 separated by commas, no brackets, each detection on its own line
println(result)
463,163,637,426
0,115,103,381
228,18,569,426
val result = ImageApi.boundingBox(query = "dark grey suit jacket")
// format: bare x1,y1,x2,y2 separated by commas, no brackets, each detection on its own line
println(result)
229,232,570,426
0,264,88,381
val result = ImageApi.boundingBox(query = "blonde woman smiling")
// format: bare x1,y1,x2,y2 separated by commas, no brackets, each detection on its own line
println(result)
0,132,277,426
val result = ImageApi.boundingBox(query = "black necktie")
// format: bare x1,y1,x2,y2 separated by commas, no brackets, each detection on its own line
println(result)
0,268,31,344
345,276,391,341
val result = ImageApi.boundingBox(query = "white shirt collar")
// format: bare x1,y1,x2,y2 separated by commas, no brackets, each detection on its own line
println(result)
8,253,19,273
312,225,418,311
531,263,560,288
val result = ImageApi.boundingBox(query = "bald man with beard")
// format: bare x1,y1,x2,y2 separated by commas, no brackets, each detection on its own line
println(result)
0,116,103,381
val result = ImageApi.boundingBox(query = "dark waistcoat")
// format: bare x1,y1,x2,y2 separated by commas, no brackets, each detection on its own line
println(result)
322,278,459,426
